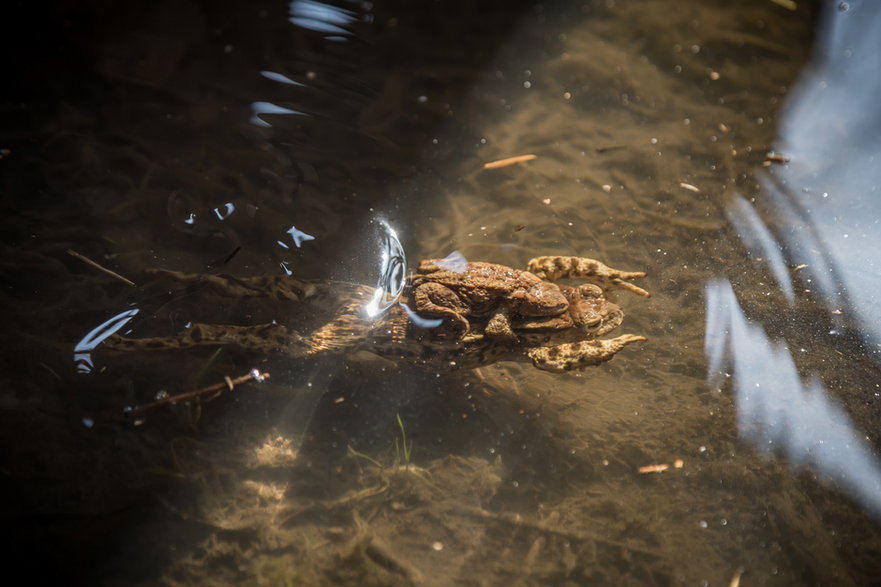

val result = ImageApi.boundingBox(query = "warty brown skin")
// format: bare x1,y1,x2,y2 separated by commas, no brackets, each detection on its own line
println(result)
102,256,648,372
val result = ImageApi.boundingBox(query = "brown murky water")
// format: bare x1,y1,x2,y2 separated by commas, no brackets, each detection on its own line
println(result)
3,0,881,584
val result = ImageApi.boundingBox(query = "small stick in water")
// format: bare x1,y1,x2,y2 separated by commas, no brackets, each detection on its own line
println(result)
67,249,135,286
483,154,537,169
124,369,269,418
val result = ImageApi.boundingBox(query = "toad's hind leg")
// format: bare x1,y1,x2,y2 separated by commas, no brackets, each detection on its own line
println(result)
146,269,322,302
527,334,647,372
103,323,310,357
526,257,650,297
412,282,471,335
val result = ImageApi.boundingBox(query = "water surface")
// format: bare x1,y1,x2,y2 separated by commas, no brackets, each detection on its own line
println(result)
3,0,881,584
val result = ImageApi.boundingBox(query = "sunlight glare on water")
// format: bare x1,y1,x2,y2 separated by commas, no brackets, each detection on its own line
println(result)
708,0,881,520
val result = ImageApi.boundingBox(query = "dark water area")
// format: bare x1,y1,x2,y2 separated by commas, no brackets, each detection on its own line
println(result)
4,0,881,584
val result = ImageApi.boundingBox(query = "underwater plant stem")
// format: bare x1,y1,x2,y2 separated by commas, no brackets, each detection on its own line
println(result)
124,369,269,418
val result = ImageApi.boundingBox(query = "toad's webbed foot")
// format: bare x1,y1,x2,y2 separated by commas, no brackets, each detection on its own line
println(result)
528,334,647,372
526,257,650,297
104,323,310,357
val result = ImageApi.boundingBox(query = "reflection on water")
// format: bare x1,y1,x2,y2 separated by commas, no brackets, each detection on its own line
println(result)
711,0,881,517
250,101,308,128
289,0,361,40
725,194,795,303
283,225,316,248
770,1,881,353
365,218,407,318
705,280,881,517
8,0,881,583
435,250,469,273
73,308,139,374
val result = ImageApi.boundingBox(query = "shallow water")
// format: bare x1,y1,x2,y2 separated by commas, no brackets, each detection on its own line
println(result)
3,0,881,584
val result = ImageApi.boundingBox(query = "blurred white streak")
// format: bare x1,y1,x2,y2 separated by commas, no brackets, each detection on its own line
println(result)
705,280,881,518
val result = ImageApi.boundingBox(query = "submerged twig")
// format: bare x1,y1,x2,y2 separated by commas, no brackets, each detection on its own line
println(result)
124,369,269,418
483,154,537,169
450,505,661,558
67,249,136,286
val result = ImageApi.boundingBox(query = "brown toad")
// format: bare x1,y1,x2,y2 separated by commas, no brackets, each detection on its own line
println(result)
412,259,569,342
100,255,648,372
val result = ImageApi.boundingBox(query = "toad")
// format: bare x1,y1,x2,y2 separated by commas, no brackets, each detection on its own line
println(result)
101,255,649,372
411,260,569,341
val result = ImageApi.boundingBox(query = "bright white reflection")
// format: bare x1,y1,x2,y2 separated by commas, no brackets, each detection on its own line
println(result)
705,281,881,518
725,194,794,303
435,250,469,274
288,0,356,39
74,308,139,373
767,1,881,352
260,70,305,87
707,2,881,518
364,219,407,318
213,202,235,220
399,302,443,329
250,101,308,128
286,226,316,248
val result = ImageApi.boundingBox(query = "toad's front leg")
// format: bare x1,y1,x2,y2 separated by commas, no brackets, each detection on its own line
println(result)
526,257,649,297
527,334,647,372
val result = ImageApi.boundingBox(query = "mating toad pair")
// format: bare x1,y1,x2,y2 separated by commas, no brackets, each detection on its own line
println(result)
105,256,649,372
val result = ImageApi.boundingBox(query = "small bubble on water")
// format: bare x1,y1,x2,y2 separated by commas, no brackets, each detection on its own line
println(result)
699,520,708,529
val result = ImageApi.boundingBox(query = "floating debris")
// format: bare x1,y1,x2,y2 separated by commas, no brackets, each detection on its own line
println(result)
639,459,684,474
638,463,670,474
483,154,537,169
764,152,791,165
67,249,135,286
